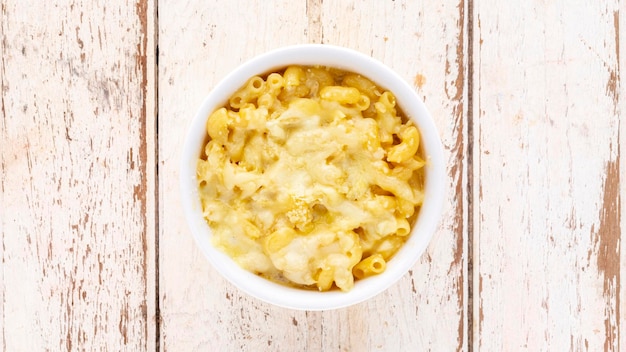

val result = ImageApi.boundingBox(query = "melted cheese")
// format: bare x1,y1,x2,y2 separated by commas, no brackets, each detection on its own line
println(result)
197,67,425,291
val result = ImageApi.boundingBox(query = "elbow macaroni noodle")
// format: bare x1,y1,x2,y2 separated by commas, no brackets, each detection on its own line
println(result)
197,65,426,292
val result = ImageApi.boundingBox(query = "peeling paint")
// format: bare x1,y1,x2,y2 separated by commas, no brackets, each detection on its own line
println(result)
596,158,620,352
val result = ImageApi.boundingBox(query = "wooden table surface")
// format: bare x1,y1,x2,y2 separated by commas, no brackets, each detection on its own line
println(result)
1,0,624,351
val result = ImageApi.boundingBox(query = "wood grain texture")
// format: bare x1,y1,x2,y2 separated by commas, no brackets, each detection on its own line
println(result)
472,0,623,350
157,0,468,351
0,0,152,350
3,0,621,350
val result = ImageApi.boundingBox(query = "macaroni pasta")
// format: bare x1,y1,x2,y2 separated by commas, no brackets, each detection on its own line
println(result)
197,65,425,291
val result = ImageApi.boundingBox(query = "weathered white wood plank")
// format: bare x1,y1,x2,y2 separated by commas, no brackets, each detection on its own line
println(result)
157,1,311,351
0,0,153,350
308,0,469,350
158,0,468,351
472,1,622,350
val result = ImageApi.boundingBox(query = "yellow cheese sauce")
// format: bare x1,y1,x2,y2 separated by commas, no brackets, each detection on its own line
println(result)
197,66,425,291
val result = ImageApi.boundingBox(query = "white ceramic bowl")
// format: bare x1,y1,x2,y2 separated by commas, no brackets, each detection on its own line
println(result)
181,44,445,310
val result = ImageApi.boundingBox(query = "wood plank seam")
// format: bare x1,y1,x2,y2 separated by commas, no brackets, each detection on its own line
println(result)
144,0,160,350
135,1,151,350
152,1,161,350
466,0,475,351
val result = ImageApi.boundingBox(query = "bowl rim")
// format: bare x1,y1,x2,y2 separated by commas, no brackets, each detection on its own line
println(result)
180,44,446,310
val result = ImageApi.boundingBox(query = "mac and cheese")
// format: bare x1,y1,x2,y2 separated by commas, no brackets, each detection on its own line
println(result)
197,65,425,291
